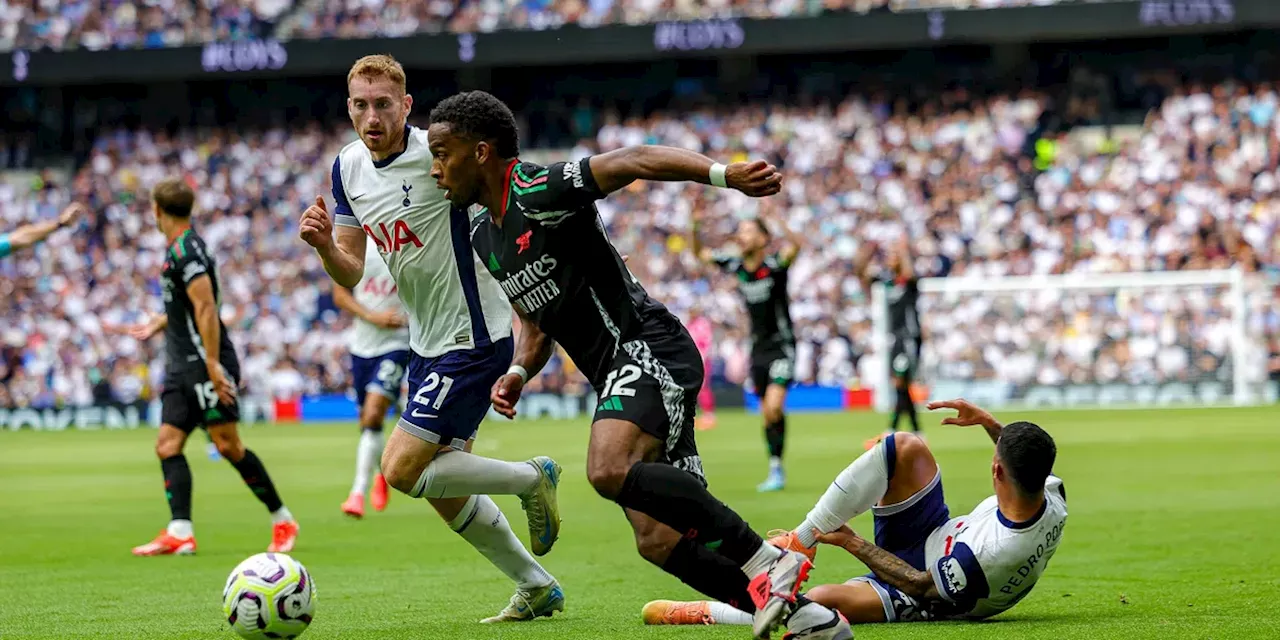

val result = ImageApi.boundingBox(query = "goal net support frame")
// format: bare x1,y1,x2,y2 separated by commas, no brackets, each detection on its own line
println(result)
870,267,1265,412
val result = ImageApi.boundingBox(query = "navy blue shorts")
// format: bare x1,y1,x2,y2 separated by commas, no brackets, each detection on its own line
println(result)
351,350,411,407
394,337,513,448
847,434,954,622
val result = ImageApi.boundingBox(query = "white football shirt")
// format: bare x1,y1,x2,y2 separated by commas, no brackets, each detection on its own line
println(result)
348,240,410,359
924,475,1068,619
331,125,512,358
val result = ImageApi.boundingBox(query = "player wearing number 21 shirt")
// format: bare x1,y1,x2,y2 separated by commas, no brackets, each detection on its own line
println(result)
300,55,562,623
429,90,852,640
130,178,298,557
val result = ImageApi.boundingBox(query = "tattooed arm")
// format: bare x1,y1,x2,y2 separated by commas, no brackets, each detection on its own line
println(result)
814,526,941,602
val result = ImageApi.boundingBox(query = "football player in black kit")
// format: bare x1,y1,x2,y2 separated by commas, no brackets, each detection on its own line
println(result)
855,238,923,445
426,91,852,640
690,214,800,492
128,178,298,557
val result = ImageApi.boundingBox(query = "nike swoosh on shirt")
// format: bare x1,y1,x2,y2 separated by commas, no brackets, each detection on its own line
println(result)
350,193,367,201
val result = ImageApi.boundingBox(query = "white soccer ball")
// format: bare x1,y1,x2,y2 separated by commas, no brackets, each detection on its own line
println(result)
222,552,316,639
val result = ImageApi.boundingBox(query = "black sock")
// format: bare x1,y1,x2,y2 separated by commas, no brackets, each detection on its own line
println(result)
616,462,764,565
764,417,786,459
230,449,284,513
662,536,756,613
897,387,919,432
160,454,192,521
889,405,901,432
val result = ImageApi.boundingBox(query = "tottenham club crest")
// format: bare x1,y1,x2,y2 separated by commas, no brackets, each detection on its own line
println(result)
402,181,413,207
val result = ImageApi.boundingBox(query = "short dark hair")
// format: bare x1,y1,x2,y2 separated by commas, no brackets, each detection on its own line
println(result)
429,91,520,159
996,421,1056,495
152,178,195,219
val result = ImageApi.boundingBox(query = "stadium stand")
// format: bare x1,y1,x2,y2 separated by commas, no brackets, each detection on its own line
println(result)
3,0,1108,52
2,63,1277,408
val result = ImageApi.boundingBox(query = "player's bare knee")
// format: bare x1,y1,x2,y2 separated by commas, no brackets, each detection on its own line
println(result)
891,431,927,458
805,584,842,610
586,459,629,500
380,449,419,495
155,437,182,459
212,432,245,462
634,529,678,566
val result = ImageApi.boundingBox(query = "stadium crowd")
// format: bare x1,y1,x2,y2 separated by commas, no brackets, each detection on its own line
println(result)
2,74,1279,409
3,0,1110,52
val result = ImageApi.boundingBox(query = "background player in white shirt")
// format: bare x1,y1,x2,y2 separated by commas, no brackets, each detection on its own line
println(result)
298,55,564,623
335,240,410,518
644,397,1066,626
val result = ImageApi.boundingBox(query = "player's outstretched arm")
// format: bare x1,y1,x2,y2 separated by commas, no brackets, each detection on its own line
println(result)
926,398,1003,445
588,145,782,197
689,213,716,264
766,210,803,266
2,202,85,255
299,195,366,288
813,526,941,603
491,308,557,420
333,285,406,329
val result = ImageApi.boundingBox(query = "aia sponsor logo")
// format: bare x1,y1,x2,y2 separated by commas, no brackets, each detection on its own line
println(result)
364,221,423,254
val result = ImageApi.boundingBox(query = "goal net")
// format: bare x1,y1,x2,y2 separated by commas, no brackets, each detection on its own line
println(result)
870,268,1276,411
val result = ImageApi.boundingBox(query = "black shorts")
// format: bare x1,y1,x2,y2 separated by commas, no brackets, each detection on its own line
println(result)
592,327,705,484
890,335,921,380
161,364,241,433
750,347,795,395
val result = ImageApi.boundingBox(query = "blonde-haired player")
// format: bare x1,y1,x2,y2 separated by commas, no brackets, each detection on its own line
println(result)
299,54,563,622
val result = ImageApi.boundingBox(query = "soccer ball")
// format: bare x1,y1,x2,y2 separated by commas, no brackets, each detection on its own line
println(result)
222,552,316,639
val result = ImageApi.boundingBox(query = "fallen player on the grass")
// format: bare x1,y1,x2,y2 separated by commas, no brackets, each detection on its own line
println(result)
644,398,1067,627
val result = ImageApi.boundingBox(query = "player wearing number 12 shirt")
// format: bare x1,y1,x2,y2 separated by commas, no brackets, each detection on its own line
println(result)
430,90,852,640
299,55,563,624
130,178,298,557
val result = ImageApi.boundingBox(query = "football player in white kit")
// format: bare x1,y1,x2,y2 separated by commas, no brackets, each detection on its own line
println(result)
643,398,1066,627
335,240,410,518
299,54,565,623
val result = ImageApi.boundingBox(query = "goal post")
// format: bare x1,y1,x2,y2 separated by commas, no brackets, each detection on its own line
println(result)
870,267,1274,412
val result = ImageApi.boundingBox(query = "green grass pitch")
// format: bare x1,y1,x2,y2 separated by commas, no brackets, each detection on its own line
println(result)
2,407,1279,639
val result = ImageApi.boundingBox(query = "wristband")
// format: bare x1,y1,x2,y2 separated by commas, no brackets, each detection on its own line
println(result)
709,162,728,188
506,365,528,383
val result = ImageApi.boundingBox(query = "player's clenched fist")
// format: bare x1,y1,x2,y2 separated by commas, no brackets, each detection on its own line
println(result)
299,195,334,250
491,374,525,420
725,160,783,197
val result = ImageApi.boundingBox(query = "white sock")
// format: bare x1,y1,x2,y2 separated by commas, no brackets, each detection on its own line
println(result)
351,429,384,496
271,507,294,524
769,456,783,473
410,450,540,499
709,602,753,625
740,542,783,577
450,495,554,590
167,519,193,539
796,439,890,548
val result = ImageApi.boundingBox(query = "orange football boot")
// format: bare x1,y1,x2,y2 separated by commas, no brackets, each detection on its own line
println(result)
766,528,816,563
341,493,365,519
371,473,390,512
268,520,299,553
132,531,197,556
642,600,714,625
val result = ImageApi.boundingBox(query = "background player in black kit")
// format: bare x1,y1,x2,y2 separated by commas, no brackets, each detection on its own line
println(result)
855,238,923,443
427,91,852,640
128,178,299,557
691,214,801,492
